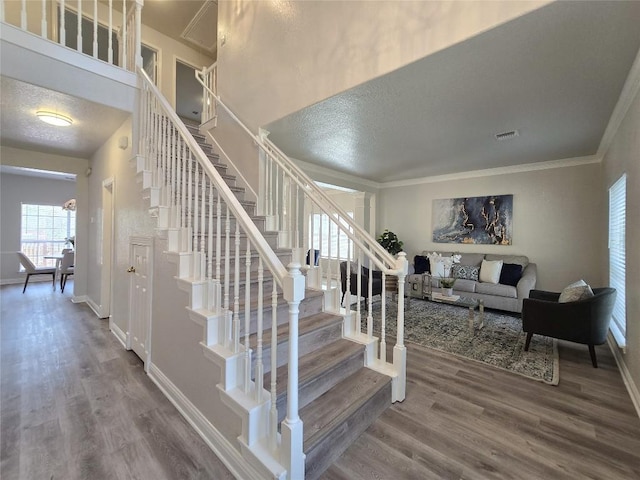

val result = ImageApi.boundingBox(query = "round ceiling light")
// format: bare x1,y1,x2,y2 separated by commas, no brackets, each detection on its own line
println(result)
36,111,73,127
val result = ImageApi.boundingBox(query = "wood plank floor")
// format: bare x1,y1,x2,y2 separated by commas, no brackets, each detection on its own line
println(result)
321,317,640,480
0,282,234,480
3,282,639,479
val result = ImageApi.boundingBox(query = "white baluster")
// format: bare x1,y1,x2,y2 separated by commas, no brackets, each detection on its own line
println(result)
233,220,240,354
356,253,362,334
41,0,47,38
181,141,187,231
76,0,82,53
121,0,126,68
367,261,373,339
200,170,206,281
60,0,66,45
20,0,26,30
187,152,193,253
207,183,214,281
107,0,113,64
92,0,98,57
134,0,142,68
255,258,264,402
270,281,278,452
380,269,387,364
193,161,200,277
244,240,251,393
216,192,221,281
224,205,230,311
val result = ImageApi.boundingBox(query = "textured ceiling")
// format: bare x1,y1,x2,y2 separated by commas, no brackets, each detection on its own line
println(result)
265,1,640,183
0,76,130,158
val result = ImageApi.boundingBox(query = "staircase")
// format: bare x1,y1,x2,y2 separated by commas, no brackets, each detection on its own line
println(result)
134,105,394,478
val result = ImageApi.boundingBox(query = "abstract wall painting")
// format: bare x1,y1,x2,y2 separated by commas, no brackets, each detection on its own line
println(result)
432,195,513,245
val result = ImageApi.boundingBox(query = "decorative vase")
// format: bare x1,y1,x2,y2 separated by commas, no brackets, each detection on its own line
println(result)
442,287,453,297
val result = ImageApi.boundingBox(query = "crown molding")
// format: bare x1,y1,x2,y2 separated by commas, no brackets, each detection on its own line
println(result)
597,45,640,158
379,155,602,189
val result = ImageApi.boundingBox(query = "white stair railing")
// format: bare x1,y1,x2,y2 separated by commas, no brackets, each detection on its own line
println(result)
196,66,408,403
0,0,142,72
138,68,305,478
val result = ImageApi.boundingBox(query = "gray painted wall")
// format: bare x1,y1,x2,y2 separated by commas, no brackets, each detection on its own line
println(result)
0,173,76,283
377,162,604,292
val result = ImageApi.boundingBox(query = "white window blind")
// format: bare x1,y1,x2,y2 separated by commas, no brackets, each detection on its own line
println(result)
310,212,354,261
608,174,626,349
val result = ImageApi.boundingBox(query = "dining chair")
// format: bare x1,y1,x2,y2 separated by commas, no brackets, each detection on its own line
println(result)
59,251,75,293
16,252,56,293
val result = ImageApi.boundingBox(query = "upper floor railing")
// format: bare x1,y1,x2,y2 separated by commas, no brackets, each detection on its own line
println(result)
0,0,143,72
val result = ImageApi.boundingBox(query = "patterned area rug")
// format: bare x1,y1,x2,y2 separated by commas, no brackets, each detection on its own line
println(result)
371,298,559,385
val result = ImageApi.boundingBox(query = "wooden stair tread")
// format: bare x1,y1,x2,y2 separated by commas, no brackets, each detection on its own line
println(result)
266,339,363,396
250,312,341,348
301,368,391,448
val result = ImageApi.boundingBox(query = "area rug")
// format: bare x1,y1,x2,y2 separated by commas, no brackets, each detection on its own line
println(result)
370,298,559,385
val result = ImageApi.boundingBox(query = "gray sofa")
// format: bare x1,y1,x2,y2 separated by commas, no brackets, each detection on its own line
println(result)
407,251,537,313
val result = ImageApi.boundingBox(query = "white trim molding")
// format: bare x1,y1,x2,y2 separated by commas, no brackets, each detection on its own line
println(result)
110,321,128,349
597,45,640,158
380,155,602,189
147,364,266,480
608,334,640,419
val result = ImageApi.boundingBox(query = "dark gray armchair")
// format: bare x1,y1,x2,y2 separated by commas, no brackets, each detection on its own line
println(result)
340,261,383,306
522,288,616,368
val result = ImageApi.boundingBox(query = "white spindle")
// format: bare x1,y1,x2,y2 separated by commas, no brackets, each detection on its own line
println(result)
367,263,373,338
224,205,230,311
41,0,47,38
200,170,206,281
244,240,251,393
216,192,222,281
76,0,82,53
381,271,387,364
60,0,66,46
207,183,214,280
193,161,200,276
20,0,26,30
255,258,264,402
181,141,187,231
270,281,278,451
121,0,126,68
187,152,193,252
233,221,240,353
134,0,142,68
92,0,98,57
108,0,113,64
356,253,362,334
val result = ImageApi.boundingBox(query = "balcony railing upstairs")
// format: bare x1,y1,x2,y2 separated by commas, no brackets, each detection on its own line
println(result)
196,66,408,404
0,0,142,72
138,67,306,478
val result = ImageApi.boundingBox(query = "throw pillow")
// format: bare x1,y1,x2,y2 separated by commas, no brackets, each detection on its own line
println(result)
414,255,430,275
429,258,446,277
559,280,595,303
452,264,480,282
499,263,523,287
479,259,503,284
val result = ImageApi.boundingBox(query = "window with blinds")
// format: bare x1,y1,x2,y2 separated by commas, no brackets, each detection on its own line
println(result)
310,212,354,261
608,174,626,349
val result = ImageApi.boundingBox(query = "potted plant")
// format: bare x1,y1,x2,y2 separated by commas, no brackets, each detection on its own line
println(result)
439,276,456,297
377,230,404,294
377,229,404,255
426,252,461,297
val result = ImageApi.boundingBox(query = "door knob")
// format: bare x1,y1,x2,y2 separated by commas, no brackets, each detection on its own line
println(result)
127,266,136,273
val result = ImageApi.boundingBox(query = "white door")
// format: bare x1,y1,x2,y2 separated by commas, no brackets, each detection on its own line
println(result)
128,237,153,369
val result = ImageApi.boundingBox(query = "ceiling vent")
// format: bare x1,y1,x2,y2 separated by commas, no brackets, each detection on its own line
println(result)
181,0,217,53
495,129,519,141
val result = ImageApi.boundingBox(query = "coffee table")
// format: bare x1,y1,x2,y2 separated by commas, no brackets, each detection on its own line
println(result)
429,292,485,333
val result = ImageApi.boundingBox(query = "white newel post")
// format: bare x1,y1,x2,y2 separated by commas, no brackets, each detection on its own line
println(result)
392,252,408,402
281,262,306,479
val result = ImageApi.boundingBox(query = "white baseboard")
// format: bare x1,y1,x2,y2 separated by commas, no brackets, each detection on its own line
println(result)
608,334,640,419
84,297,103,318
110,321,128,349
147,363,264,480
71,295,88,304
